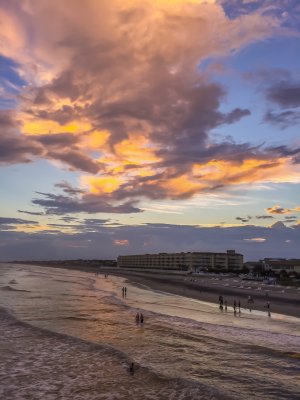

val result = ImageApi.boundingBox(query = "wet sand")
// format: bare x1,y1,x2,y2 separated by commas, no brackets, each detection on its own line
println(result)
106,270,300,318
13,263,300,318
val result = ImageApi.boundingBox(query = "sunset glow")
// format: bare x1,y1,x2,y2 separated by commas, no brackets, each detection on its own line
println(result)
1,0,299,260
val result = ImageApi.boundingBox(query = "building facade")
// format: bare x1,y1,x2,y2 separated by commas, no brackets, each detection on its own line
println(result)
117,250,243,271
262,258,300,274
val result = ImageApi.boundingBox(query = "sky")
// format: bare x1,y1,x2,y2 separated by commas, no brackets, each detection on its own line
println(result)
0,0,300,262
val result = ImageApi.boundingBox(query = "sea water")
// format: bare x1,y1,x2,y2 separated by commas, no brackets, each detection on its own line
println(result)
0,263,299,400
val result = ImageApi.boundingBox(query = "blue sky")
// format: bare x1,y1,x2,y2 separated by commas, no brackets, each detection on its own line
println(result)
0,0,299,261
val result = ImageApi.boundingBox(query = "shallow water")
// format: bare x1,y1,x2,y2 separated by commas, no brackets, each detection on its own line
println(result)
0,263,299,400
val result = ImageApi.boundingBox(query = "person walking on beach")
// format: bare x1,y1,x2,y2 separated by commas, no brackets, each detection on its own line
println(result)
140,313,144,324
124,287,127,297
248,296,254,312
266,301,271,317
238,300,241,314
233,299,237,315
129,362,135,375
218,295,223,311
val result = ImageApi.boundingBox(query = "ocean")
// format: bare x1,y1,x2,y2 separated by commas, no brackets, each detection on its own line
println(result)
0,263,299,400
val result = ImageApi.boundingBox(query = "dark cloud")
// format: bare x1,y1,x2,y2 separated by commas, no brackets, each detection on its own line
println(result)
243,68,291,86
264,109,300,129
84,218,110,225
0,217,37,225
236,217,250,223
55,182,85,195
283,217,298,223
32,191,142,215
267,83,300,108
59,216,79,222
266,145,300,157
0,112,102,172
0,222,299,261
264,82,300,128
0,110,44,165
222,108,251,124
35,133,79,147
256,215,274,220
29,104,84,125
34,134,101,173
47,149,100,173
18,210,44,216
266,206,289,214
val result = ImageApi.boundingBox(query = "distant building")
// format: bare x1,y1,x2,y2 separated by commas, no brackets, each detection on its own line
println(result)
262,258,300,274
117,250,243,271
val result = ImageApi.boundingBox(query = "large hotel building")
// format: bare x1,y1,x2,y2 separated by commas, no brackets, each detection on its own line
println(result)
117,250,243,272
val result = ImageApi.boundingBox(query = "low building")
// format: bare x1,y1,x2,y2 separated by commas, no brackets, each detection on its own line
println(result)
262,258,300,274
117,250,243,272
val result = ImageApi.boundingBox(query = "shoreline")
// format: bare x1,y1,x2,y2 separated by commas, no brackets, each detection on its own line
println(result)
7,263,300,318
109,270,300,318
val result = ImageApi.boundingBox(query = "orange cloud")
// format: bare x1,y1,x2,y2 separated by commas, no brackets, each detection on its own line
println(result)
23,119,92,136
114,239,129,246
266,205,300,215
1,0,299,212
81,176,122,194
243,238,266,242
192,158,300,187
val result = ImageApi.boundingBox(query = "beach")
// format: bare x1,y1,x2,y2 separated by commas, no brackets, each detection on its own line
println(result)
1,263,300,400
107,269,300,318
23,263,300,317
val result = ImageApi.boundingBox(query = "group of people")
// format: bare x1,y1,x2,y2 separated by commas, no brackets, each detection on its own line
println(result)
218,294,271,317
122,286,127,297
218,295,243,314
135,312,144,324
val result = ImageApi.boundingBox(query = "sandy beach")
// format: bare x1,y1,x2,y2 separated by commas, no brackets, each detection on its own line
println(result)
19,263,300,318
102,268,300,318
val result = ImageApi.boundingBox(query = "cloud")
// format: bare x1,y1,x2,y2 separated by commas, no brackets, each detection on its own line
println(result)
0,217,37,225
0,111,102,172
32,191,142,215
266,205,290,214
264,109,300,129
283,216,298,223
18,210,44,216
243,237,266,242
54,182,85,195
243,68,291,86
236,217,250,223
266,205,300,215
0,110,44,165
1,0,299,211
222,108,251,124
256,215,274,219
0,220,299,261
114,239,129,246
267,83,300,108
264,82,300,128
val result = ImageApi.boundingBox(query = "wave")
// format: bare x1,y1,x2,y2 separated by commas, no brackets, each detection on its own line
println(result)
62,316,99,322
0,285,30,292
0,306,231,400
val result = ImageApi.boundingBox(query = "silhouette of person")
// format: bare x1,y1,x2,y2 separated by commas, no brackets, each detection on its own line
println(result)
129,362,135,375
